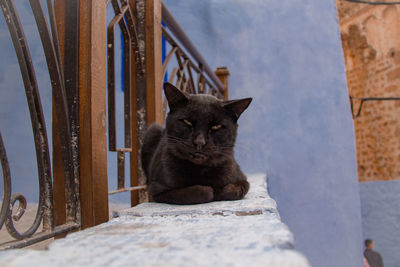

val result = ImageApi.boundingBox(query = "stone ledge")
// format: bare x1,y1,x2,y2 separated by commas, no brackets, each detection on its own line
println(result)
0,174,310,267
115,173,277,218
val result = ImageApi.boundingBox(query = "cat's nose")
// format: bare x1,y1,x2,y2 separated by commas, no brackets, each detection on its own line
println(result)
193,133,206,150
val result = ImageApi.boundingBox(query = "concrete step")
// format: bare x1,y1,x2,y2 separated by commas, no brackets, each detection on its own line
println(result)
0,174,310,267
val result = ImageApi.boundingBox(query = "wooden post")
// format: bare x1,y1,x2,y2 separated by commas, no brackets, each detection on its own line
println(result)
78,0,109,228
145,0,163,125
128,0,140,207
128,0,162,205
53,0,67,228
215,67,230,100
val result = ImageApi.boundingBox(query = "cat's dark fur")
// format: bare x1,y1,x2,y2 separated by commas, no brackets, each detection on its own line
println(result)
141,82,252,205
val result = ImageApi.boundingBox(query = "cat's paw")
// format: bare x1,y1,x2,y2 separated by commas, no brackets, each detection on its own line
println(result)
152,185,214,204
215,181,248,201
191,185,214,203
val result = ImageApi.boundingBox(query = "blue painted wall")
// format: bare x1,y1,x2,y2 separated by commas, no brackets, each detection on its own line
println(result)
164,0,363,266
360,180,400,267
0,1,364,266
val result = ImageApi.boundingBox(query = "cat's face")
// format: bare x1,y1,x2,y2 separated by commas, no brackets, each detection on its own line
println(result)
164,83,252,166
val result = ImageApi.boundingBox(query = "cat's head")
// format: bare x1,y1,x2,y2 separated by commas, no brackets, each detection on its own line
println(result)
164,82,252,166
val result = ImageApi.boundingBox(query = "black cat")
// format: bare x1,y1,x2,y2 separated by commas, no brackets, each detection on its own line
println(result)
141,82,252,205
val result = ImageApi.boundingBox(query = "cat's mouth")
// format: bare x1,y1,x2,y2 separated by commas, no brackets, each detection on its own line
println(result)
190,152,208,164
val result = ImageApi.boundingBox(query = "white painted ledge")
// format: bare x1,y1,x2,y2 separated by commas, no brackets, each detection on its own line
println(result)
0,174,310,267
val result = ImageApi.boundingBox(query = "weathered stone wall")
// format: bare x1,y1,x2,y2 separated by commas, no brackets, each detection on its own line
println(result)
337,1,400,182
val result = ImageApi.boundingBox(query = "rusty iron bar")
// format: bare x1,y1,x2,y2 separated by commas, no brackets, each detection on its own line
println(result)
109,185,147,195
107,0,147,199
186,59,196,94
349,96,400,118
0,223,80,250
0,0,53,239
161,3,225,94
161,28,223,99
0,0,80,247
117,150,125,189
162,46,178,80
0,131,11,231
46,0,63,77
107,0,133,151
197,71,206,94
121,0,145,75
30,0,79,225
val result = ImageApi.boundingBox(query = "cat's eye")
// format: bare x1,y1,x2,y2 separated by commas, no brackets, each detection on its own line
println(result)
211,125,222,131
183,119,193,127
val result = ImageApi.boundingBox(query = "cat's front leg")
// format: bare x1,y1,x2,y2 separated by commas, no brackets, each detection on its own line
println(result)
214,180,249,201
153,185,214,205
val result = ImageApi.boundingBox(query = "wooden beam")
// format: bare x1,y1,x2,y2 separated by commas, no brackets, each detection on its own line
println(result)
78,0,109,228
53,0,66,228
128,0,140,207
145,0,163,125
215,67,230,100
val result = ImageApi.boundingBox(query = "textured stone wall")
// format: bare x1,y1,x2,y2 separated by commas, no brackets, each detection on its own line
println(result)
337,1,400,182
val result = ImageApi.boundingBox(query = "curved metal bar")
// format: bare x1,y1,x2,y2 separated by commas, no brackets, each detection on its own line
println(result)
0,0,54,238
0,131,11,231
5,193,39,240
10,194,26,222
111,0,133,150
107,1,132,151
162,28,222,98
161,46,178,84
168,67,179,85
197,72,206,94
162,67,179,118
46,0,63,78
30,0,78,224
107,7,124,151
162,3,225,93
121,0,144,75
185,63,196,94
0,223,79,250
176,59,189,90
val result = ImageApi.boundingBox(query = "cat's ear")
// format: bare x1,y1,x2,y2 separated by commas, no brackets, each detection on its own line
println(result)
222,98,252,121
164,82,189,110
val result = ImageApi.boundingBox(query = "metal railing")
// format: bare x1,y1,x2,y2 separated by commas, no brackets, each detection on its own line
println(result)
106,0,147,200
0,0,229,249
161,4,227,118
0,0,80,249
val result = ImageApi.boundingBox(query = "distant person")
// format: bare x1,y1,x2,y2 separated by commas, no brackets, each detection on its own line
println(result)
364,239,384,267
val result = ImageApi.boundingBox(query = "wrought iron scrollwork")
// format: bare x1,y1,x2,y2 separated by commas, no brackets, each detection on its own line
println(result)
0,131,11,232
0,0,79,249
161,3,226,117
107,0,147,197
